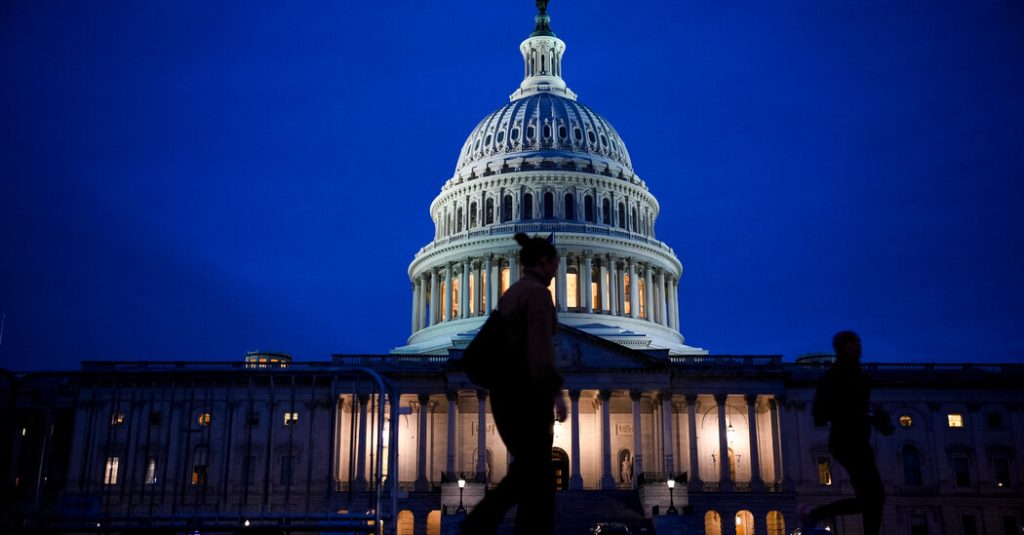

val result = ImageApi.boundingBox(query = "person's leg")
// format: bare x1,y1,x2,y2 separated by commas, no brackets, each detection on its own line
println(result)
462,392,528,534
511,427,554,535
845,449,885,535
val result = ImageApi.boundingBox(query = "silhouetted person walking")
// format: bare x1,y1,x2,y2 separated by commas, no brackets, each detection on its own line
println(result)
462,233,567,535
802,331,892,535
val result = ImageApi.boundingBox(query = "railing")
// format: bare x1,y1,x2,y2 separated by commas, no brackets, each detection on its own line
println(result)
20,366,400,535
670,355,783,367
415,221,677,257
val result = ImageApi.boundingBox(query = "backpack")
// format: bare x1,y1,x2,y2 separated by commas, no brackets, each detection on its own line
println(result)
459,311,512,390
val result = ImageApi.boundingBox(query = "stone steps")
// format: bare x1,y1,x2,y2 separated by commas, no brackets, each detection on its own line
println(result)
494,490,650,535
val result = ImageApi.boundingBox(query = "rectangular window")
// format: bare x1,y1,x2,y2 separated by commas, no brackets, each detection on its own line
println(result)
149,411,163,426
144,458,158,485
284,412,299,426
192,464,208,486
110,412,126,426
247,411,260,427
566,271,578,308
953,456,971,487
104,457,119,485
987,413,1004,430
623,274,631,315
962,515,978,535
501,267,510,296
947,413,964,428
281,455,295,486
994,457,1011,487
817,457,832,486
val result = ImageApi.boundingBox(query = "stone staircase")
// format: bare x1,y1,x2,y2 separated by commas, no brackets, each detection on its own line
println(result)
494,490,650,535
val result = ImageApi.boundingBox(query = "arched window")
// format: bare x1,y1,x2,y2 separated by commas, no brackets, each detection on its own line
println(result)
705,511,723,535
502,195,513,223
766,512,785,535
584,195,594,222
470,202,477,228
631,206,638,231
902,444,923,486
617,202,626,228
523,193,533,220
544,192,554,219
602,198,611,224
456,207,463,233
397,510,414,535
485,198,494,224
426,511,441,535
564,193,575,220
736,510,755,535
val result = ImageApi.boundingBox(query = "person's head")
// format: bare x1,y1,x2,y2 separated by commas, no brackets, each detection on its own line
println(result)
515,232,558,282
832,330,862,363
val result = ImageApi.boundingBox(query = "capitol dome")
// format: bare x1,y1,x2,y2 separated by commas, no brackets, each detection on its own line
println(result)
394,2,705,356
455,94,634,175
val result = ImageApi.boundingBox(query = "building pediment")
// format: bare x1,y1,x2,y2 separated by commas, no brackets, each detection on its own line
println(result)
553,323,670,371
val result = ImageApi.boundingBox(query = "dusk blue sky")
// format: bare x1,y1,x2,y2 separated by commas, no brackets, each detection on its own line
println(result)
2,1,1023,370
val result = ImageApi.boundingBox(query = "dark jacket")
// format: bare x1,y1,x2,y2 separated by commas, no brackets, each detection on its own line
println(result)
497,272,564,398
812,360,872,441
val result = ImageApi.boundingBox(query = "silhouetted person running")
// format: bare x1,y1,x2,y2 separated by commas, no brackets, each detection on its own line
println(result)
462,233,567,535
802,331,892,535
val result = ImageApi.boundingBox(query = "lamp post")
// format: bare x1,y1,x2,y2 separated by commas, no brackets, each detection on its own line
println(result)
666,477,678,514
456,477,467,513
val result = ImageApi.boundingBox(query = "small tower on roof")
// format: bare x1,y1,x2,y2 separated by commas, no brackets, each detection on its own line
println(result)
511,0,577,101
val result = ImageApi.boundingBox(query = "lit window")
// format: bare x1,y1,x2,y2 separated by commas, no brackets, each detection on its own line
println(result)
104,457,120,485
566,270,579,308
145,458,158,485
284,412,299,426
947,414,964,428
899,415,913,428
192,464,208,486
110,412,125,426
817,457,832,486
197,412,212,427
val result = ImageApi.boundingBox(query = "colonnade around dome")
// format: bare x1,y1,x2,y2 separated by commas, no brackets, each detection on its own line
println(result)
408,249,681,337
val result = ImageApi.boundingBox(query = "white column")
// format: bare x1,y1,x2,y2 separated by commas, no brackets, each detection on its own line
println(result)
582,252,593,313
769,397,784,487
473,260,483,316
484,255,494,312
745,394,763,490
600,390,616,489
429,269,439,326
443,265,453,322
476,390,488,478
415,393,430,491
715,393,732,491
630,390,644,488
557,251,568,311
460,260,469,319
686,394,701,489
644,264,654,321
598,256,608,313
628,258,639,319
446,391,457,476
662,392,674,476
488,255,499,310
418,273,428,330
657,270,667,326
606,254,614,311
569,390,583,489
354,393,369,490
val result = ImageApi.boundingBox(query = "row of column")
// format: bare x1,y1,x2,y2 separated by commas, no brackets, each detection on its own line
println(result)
410,251,680,333
347,390,782,492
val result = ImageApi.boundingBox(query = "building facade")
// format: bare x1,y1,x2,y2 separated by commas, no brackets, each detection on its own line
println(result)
2,4,1022,535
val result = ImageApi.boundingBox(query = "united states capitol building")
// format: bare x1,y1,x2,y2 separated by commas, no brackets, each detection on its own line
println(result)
2,4,1022,535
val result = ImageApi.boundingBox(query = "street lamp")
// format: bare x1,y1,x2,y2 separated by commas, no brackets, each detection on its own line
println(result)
666,477,678,514
456,477,467,513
